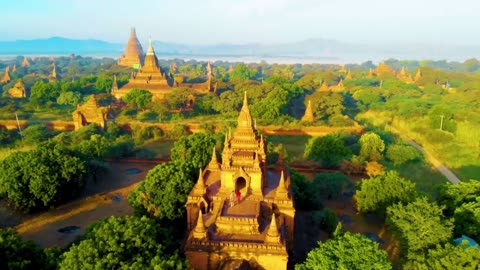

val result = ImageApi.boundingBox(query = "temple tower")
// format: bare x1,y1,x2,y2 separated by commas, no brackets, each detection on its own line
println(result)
301,100,315,122
1,67,10,83
21,56,30,67
117,28,144,67
8,79,26,98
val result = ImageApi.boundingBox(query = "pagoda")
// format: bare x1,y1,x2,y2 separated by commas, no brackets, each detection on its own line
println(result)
8,79,26,98
396,66,414,83
317,80,330,92
414,68,422,82
375,60,395,76
117,28,144,68
72,95,108,130
114,38,173,100
184,92,295,270
12,64,17,73
1,67,10,83
331,79,345,91
49,63,58,81
21,56,30,67
301,100,315,122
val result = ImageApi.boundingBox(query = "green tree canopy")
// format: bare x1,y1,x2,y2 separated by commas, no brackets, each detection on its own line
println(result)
403,243,480,270
304,134,352,168
359,132,385,161
295,232,391,270
385,143,420,165
229,63,257,81
439,180,480,242
354,171,417,215
123,89,153,110
59,216,187,270
170,133,218,170
0,141,87,211
128,161,197,220
387,197,454,257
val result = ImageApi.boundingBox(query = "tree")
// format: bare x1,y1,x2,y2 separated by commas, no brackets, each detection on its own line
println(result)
365,161,384,177
229,63,257,81
290,169,322,211
359,132,385,161
386,197,454,257
57,91,81,106
439,180,480,242
428,104,456,133
295,232,391,270
59,216,187,270
0,228,52,270
29,80,59,106
170,133,217,170
354,171,417,214
403,243,480,270
21,124,52,145
123,89,153,110
313,172,350,200
0,141,87,211
304,134,352,168
385,143,419,165
128,161,197,220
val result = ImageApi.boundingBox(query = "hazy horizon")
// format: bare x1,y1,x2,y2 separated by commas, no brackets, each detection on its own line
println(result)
2,0,480,47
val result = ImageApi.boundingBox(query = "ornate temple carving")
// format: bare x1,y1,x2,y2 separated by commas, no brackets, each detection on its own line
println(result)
185,92,295,270
8,79,26,98
72,95,108,130
117,28,144,67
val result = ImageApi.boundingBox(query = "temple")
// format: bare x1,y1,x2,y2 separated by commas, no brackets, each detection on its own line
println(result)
318,80,330,92
301,100,315,122
21,56,30,67
117,28,144,68
114,38,174,100
331,79,345,91
72,95,108,130
375,60,395,76
1,67,10,83
396,66,414,83
8,79,26,98
414,68,422,82
49,63,58,81
184,92,295,270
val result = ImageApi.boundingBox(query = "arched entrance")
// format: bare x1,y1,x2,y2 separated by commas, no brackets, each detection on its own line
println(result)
199,201,206,214
236,177,247,195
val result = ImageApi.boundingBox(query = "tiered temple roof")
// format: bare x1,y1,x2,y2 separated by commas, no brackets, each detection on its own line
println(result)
184,92,294,270
8,79,26,98
72,95,108,130
117,28,144,68
375,60,395,76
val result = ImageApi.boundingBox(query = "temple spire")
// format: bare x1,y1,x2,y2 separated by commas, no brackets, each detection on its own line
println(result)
1,68,10,83
275,170,289,199
193,210,207,239
208,147,219,171
237,91,253,128
21,56,30,67
111,75,119,94
147,37,155,56
192,168,206,195
265,214,281,244
301,100,315,122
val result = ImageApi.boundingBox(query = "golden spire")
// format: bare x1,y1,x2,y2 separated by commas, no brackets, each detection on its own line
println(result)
193,209,207,239
415,68,422,82
265,214,281,244
345,69,352,80
318,80,329,91
50,63,57,79
21,56,30,67
146,37,155,56
5,66,10,73
237,91,253,129
1,68,10,83
12,64,16,73
207,147,219,170
192,168,206,195
275,171,289,199
301,100,315,122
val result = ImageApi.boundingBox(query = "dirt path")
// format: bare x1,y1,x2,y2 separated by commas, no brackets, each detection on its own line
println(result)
15,162,156,248
387,126,460,184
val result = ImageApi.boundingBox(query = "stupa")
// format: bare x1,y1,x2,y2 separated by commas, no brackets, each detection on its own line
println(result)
8,79,26,98
396,66,414,83
21,56,30,67
1,67,10,83
184,92,295,270
72,95,108,130
375,60,395,76
331,79,345,91
318,80,330,92
414,68,422,82
12,64,17,73
301,100,315,122
117,28,144,68
114,38,173,100
49,63,58,81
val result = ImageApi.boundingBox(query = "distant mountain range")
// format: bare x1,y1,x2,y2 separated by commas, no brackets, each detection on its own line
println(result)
0,37,478,61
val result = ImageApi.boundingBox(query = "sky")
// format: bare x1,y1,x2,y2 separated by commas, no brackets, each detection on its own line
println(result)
2,0,480,46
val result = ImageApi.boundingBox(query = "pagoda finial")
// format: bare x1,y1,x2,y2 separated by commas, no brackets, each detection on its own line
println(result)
237,91,253,128
208,147,219,170
265,214,281,244
243,91,248,109
192,168,206,195
193,209,207,239
146,36,155,56
275,170,289,199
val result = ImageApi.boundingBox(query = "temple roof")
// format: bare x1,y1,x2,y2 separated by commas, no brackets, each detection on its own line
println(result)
301,100,315,122
140,38,160,74
118,27,144,67
237,91,253,129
